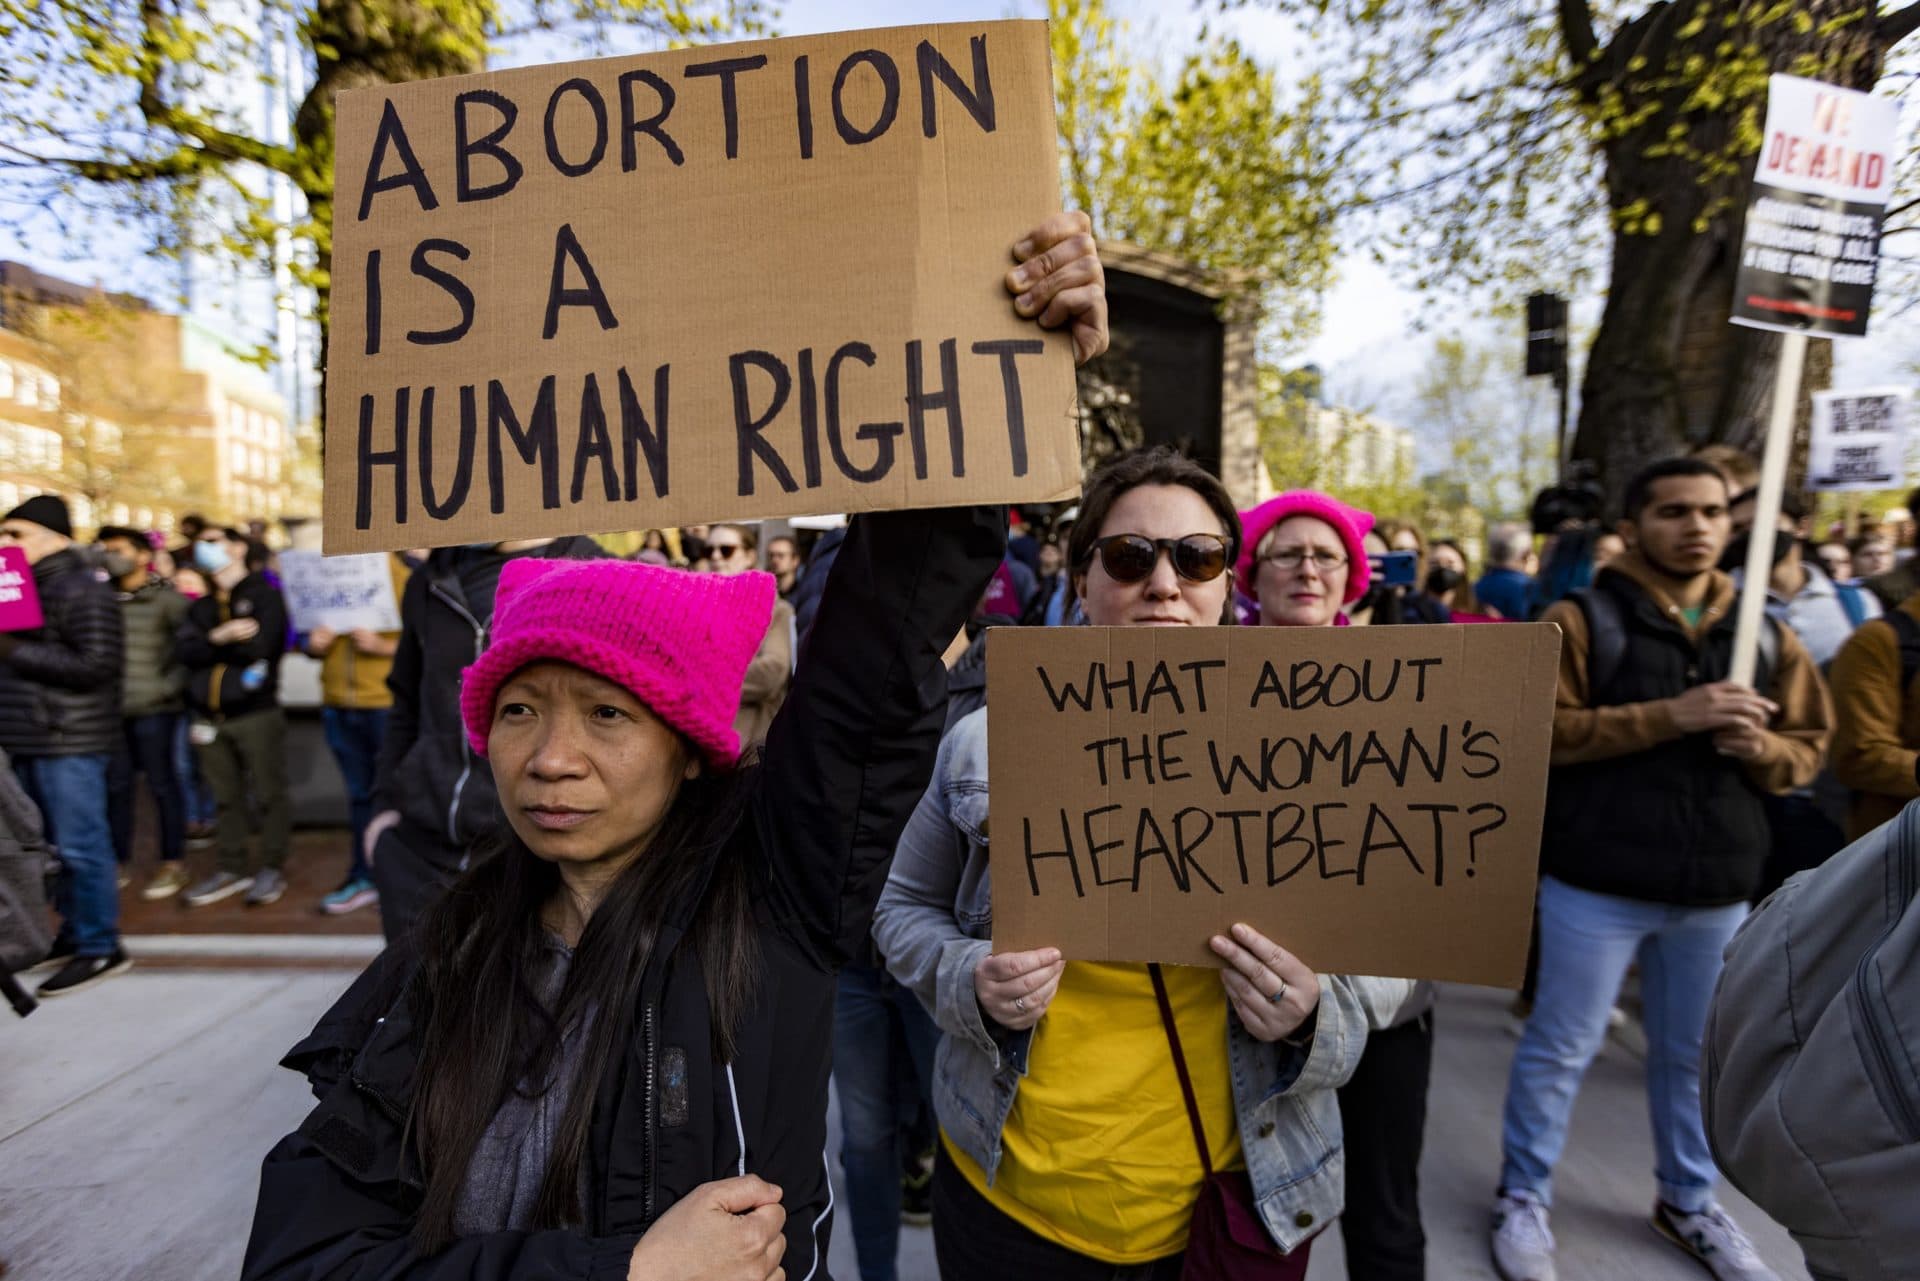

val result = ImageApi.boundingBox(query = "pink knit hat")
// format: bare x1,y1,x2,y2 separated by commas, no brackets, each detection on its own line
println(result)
1237,491,1376,605
460,558,776,769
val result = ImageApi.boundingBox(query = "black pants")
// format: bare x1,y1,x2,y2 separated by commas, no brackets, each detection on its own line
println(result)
195,707,290,875
370,818,467,946
1337,1011,1434,1281
1755,794,1848,904
109,712,185,864
931,1144,1184,1281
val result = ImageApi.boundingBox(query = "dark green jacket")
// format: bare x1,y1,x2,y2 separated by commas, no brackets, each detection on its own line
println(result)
117,577,189,718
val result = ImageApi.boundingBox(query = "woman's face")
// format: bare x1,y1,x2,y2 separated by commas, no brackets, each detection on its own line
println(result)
1038,541,1064,576
1391,528,1421,554
1429,544,1466,577
1254,515,1350,629
1077,484,1232,628
489,662,698,871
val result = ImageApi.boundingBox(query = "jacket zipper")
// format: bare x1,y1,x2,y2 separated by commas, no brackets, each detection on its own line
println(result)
642,1001,658,1223
1850,819,1920,1143
429,581,487,855
208,592,231,716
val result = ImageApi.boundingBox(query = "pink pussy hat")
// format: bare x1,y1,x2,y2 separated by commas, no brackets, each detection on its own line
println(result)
1237,491,1377,605
460,557,776,769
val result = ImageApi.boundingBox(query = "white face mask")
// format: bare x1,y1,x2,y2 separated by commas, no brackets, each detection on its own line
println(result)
194,540,232,574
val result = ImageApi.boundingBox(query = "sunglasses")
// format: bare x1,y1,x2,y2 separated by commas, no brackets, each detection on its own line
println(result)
707,544,746,558
1082,533,1229,584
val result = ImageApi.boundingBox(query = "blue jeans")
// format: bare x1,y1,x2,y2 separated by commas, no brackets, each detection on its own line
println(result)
109,712,185,864
833,960,941,1281
1500,875,1748,1213
174,716,214,826
322,706,388,885
15,753,118,957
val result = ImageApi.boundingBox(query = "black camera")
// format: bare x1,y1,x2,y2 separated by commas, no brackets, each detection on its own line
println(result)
1530,465,1605,535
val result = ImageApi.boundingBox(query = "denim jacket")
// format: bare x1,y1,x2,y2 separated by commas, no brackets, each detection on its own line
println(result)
872,707,1415,1254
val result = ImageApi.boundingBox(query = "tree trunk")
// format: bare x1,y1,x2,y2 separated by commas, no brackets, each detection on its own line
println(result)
1568,0,1885,506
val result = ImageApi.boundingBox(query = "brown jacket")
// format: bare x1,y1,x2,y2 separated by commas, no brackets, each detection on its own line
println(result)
1828,592,1920,839
1538,550,1830,794
734,597,795,752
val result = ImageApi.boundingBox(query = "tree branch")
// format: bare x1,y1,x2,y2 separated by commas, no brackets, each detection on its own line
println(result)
123,0,299,180
1882,1,1920,48
1558,0,1600,71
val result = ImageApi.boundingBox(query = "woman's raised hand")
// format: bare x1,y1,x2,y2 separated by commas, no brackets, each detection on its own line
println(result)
627,1175,787,1281
1210,922,1322,1044
974,947,1065,1031
1007,211,1108,365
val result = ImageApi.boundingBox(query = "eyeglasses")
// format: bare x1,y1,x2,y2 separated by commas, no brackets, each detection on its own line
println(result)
1263,547,1349,573
1082,533,1229,584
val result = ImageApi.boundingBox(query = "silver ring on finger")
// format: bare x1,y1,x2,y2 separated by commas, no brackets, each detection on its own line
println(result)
1268,976,1289,1006
1015,995,1027,1013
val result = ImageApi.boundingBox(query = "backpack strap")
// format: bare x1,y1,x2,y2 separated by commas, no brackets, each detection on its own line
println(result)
1571,587,1627,698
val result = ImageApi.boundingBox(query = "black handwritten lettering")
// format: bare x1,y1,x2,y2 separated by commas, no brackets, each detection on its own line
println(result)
824,342,900,483
616,365,670,501
357,99,437,221
684,55,769,159
905,338,963,479
618,70,683,168
455,90,523,200
1084,803,1128,889
1266,804,1314,884
1408,657,1441,701
1024,812,1083,899
570,372,618,503
1357,803,1421,886
355,391,407,530
729,351,798,497
1131,809,1183,892
487,376,560,514
1179,660,1226,712
795,347,823,487
421,386,477,520
1172,807,1223,893
1406,803,1460,886
1221,810,1261,885
363,250,382,356
832,50,901,145
407,239,474,346
792,55,815,159
1465,802,1508,879
970,339,1044,476
1462,723,1502,778
543,224,619,339
544,77,609,177
1313,802,1353,881
916,35,996,137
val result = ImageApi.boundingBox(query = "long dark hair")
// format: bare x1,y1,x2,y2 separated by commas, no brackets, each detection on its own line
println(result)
406,762,761,1252
1067,445,1245,624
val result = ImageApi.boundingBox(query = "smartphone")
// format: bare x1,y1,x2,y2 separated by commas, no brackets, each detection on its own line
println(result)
1367,550,1418,589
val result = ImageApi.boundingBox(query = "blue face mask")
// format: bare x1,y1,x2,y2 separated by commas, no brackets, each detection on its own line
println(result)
194,540,231,574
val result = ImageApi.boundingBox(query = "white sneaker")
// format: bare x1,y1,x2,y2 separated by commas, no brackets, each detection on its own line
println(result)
1653,1202,1779,1281
1491,1190,1557,1281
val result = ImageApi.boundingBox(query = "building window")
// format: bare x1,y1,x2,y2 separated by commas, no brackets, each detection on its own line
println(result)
35,375,57,410
229,440,247,476
0,363,11,400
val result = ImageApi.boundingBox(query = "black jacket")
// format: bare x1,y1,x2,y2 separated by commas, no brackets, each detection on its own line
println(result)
790,527,847,657
177,573,289,721
0,548,123,757
370,538,602,849
1543,571,1772,905
242,506,1005,1281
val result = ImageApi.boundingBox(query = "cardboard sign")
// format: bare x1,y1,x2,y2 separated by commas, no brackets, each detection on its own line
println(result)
0,548,43,633
324,21,1080,554
277,551,402,633
1809,387,1912,491
987,624,1562,987
1732,75,1901,339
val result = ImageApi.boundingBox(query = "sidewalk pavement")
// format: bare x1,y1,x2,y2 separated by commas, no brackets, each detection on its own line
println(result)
0,971,1807,1281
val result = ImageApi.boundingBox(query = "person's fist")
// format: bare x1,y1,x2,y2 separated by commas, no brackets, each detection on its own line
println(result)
363,809,401,866
627,1176,787,1281
1668,681,1777,734
349,628,382,653
1713,722,1770,762
1008,211,1108,365
306,626,337,655
973,947,1065,1030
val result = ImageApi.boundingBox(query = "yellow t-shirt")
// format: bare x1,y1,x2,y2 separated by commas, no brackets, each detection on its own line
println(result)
946,961,1244,1263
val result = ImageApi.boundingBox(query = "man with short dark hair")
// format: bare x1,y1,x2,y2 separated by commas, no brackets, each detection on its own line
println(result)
1861,494,1916,611
97,525,191,901
766,534,802,597
0,495,127,996
176,526,292,908
1490,458,1829,1281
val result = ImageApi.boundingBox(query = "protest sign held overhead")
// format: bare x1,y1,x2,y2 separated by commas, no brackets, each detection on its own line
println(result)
1808,387,1912,491
277,551,403,633
988,624,1561,987
0,548,44,634
324,21,1080,554
1732,74,1901,339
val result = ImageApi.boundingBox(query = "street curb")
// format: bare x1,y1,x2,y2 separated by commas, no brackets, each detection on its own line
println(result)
124,934,384,962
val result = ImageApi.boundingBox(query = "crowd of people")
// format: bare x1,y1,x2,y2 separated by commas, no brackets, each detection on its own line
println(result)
1,212,1914,1281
